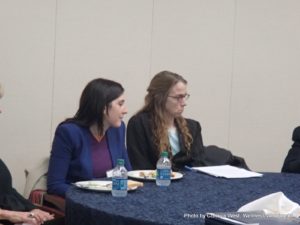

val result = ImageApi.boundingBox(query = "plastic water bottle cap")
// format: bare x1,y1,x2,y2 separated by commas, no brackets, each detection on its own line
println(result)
161,151,168,157
117,159,125,166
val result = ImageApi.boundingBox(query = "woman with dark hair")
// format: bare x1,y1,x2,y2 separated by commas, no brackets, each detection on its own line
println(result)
126,71,248,171
47,78,131,197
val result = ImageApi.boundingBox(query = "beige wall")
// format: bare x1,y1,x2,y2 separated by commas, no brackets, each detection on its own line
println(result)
1,0,300,193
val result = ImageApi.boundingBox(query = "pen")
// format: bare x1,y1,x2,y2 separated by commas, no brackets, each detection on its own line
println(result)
184,165,196,172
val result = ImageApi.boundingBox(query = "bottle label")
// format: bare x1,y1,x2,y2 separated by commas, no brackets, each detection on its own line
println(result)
156,168,171,180
112,178,127,191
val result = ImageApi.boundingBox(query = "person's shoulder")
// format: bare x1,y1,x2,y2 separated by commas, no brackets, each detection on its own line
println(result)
292,126,300,142
128,112,149,123
127,112,152,132
185,118,201,127
183,118,202,132
108,121,126,133
56,122,86,135
57,121,80,129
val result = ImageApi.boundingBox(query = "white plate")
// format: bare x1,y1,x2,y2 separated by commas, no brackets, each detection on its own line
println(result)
127,170,183,181
74,180,137,192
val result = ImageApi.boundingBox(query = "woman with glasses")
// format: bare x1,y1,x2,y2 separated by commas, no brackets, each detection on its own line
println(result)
126,71,206,171
127,71,249,171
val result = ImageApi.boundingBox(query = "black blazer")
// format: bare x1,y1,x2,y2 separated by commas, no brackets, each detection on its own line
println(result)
126,112,249,171
282,126,300,173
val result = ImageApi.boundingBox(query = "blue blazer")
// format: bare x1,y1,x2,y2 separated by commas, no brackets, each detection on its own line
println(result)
47,122,132,197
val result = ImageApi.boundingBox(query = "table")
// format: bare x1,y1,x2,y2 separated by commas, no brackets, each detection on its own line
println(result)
65,171,300,225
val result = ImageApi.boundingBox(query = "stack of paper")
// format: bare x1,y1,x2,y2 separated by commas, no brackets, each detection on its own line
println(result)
192,165,263,178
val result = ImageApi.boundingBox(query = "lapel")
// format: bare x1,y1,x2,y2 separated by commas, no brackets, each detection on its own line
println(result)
106,128,117,167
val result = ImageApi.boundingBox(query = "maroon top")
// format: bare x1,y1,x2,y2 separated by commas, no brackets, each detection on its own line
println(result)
90,134,113,178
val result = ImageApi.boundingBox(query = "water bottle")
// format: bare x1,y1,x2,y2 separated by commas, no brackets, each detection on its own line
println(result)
156,151,171,186
112,159,128,197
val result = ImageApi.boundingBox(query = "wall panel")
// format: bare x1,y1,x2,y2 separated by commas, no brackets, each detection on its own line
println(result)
0,0,56,192
229,0,300,171
52,0,153,131
151,0,235,148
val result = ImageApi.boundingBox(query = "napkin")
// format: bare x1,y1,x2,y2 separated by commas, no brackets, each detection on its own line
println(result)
128,180,144,188
238,192,300,217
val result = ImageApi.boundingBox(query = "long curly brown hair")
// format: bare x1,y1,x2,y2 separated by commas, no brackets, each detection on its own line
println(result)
138,71,193,157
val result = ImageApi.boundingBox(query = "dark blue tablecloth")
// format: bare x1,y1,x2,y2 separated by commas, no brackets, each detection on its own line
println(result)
65,171,300,225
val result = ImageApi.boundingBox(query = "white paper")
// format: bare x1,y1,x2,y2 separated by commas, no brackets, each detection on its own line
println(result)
192,165,263,178
106,169,113,178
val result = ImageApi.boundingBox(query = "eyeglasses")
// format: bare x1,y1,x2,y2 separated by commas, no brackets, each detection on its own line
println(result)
168,93,190,102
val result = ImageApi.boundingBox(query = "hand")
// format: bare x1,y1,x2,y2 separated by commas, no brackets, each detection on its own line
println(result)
1,209,54,225
3,211,38,225
28,209,54,224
